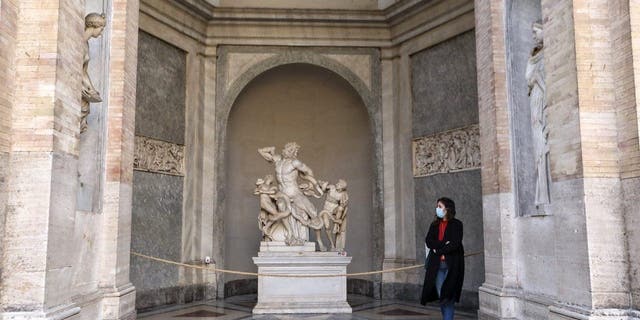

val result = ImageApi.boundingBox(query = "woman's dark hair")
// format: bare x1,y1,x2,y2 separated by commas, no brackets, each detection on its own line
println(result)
432,197,456,224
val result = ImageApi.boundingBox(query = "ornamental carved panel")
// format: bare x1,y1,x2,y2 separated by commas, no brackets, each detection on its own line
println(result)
412,124,481,177
133,136,185,176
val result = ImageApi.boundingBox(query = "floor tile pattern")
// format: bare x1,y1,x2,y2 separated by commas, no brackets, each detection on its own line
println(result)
139,295,477,320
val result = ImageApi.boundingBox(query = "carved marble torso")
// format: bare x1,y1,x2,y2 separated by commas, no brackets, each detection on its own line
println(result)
274,158,304,196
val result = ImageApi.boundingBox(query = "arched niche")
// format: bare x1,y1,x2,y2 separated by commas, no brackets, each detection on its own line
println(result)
214,47,383,297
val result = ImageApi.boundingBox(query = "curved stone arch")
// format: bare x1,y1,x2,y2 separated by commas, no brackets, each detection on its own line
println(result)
214,47,384,297
218,52,378,131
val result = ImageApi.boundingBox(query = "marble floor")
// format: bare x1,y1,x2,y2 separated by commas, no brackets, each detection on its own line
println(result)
138,295,478,320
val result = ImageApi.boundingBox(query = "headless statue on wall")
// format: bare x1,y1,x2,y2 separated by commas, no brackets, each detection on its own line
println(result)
81,13,106,133
526,21,550,206
257,143,349,252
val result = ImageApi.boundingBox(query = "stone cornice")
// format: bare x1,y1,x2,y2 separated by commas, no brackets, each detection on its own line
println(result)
176,0,431,23
142,0,474,48
141,0,208,43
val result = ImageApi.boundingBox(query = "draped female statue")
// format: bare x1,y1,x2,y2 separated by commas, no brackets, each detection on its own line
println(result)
526,22,550,206
81,13,106,133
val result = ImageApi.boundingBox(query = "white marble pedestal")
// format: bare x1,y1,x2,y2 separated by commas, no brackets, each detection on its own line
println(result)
252,241,352,314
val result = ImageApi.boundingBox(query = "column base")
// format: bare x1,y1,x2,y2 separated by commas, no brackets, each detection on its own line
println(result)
479,283,640,320
101,283,136,320
478,284,520,320
549,304,640,320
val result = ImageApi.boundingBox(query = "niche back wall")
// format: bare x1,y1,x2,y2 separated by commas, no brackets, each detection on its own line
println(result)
131,30,191,311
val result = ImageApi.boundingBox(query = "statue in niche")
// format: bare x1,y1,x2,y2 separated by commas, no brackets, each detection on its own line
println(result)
317,179,349,251
80,13,106,133
526,21,551,206
257,143,349,252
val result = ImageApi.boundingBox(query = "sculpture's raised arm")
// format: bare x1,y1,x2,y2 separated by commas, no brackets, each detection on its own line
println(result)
258,146,277,162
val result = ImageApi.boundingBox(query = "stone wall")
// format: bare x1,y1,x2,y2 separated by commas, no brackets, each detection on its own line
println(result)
1,0,84,316
477,0,640,319
131,30,188,311
411,31,484,309
225,63,373,285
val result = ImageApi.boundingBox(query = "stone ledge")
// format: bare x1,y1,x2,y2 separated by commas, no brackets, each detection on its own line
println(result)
0,303,80,320
135,284,207,313
253,301,352,314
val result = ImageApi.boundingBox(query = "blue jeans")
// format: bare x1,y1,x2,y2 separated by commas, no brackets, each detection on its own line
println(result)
436,261,455,320
435,261,448,297
440,299,455,320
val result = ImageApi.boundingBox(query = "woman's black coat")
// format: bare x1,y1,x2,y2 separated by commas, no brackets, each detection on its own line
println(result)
420,218,464,305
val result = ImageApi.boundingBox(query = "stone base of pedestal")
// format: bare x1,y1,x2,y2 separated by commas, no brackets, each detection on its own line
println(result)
252,242,352,314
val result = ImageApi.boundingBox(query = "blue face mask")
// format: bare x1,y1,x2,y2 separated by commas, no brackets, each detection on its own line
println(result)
436,207,445,218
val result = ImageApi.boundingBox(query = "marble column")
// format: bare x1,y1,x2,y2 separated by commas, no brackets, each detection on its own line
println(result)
98,0,139,318
201,48,219,300
180,46,218,301
474,0,520,319
380,48,420,300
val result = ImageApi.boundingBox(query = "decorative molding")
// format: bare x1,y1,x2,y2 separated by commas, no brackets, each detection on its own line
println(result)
226,52,277,91
412,124,480,177
323,53,372,90
133,136,185,176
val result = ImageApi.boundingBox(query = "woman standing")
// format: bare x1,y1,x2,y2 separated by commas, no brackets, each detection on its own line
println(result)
420,197,465,320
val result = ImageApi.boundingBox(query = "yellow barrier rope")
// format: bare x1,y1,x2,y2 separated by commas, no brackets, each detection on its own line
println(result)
130,251,483,278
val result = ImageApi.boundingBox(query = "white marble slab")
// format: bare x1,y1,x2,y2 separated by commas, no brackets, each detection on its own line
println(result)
252,242,352,314
259,241,316,253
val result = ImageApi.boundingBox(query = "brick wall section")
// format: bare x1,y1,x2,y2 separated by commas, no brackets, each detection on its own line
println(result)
99,0,139,295
474,0,512,196
0,0,18,292
623,2,640,179
570,0,634,310
614,0,640,180
0,0,17,154
573,0,619,179
2,0,84,312
632,1,640,165
4,0,57,310
622,1,640,312
542,0,583,181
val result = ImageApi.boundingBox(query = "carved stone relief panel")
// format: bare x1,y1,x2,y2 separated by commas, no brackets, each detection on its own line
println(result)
412,124,481,177
134,136,185,176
